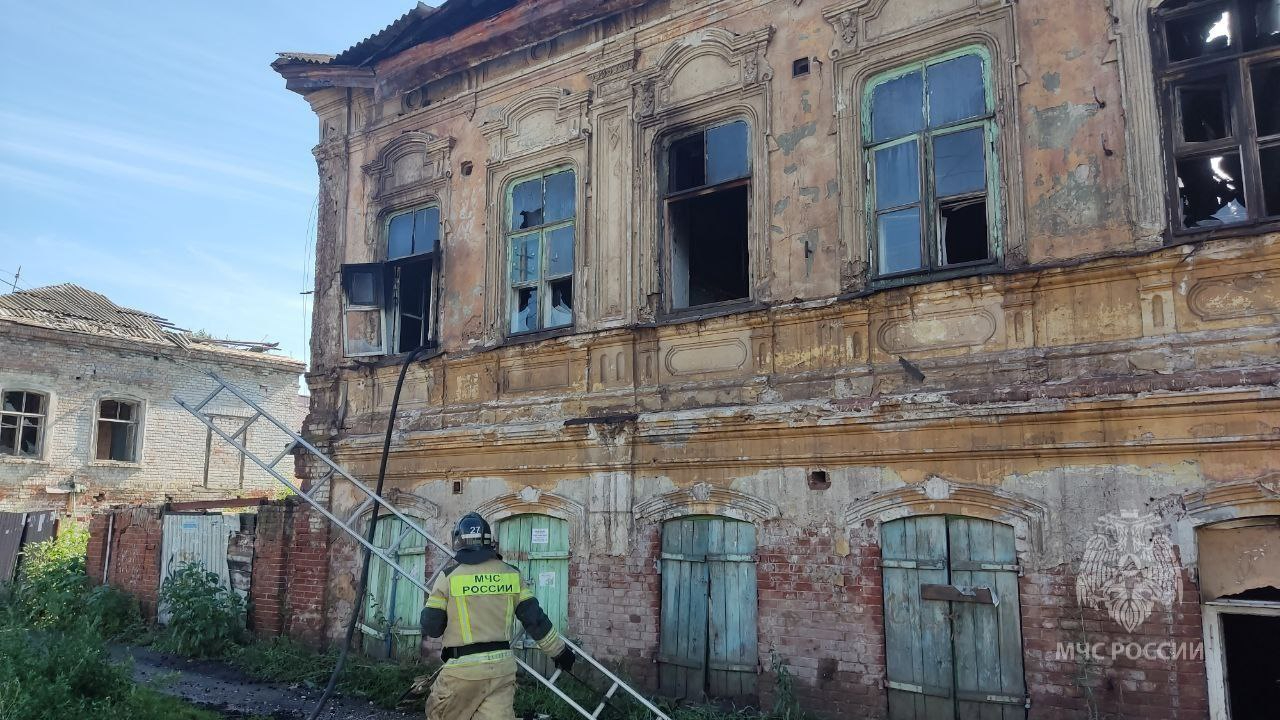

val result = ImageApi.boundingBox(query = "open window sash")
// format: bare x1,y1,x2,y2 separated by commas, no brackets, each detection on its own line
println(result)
341,262,388,357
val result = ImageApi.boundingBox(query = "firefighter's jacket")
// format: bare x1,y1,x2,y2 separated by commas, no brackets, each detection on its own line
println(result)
421,547,565,678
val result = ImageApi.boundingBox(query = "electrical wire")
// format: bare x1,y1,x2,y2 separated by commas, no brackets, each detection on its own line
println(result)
307,345,427,720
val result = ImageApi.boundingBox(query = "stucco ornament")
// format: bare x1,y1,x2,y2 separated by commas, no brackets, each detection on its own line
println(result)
1076,511,1182,632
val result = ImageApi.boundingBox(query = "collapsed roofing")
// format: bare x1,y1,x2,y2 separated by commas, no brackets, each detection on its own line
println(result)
0,283,292,361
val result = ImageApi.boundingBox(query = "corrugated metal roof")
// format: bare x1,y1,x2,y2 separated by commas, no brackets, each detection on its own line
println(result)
274,52,336,65
0,284,296,364
330,2,438,66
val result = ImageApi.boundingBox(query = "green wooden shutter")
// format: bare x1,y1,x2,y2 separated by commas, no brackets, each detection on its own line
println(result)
361,516,427,659
881,516,1026,720
497,514,569,669
947,518,1025,719
883,516,955,719
660,517,758,702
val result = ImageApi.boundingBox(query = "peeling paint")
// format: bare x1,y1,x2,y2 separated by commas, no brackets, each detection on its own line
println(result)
775,121,817,156
1027,101,1099,150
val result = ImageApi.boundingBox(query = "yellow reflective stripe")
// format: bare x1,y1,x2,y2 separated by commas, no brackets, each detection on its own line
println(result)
445,649,513,667
505,594,514,633
536,627,561,653
455,595,473,644
425,596,447,610
450,572,521,597
518,587,535,602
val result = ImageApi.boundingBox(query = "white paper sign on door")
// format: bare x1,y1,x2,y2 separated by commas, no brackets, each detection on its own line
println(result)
538,571,556,588
531,528,549,544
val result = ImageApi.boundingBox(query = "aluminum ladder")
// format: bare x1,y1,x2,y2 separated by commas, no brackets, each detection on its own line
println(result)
175,371,671,720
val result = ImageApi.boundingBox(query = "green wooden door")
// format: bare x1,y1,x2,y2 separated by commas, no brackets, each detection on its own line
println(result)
881,516,1026,720
497,514,569,667
361,516,427,659
659,516,758,702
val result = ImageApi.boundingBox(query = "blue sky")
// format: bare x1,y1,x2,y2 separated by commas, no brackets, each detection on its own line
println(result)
0,1,422,363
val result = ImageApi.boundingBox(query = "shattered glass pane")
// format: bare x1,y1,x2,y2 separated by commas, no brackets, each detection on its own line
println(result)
1262,146,1280,215
877,207,922,275
1177,152,1249,227
706,120,750,185
1166,6,1234,61
511,287,538,333
544,170,576,224
388,212,413,259
345,309,384,355
927,54,986,127
547,278,573,328
933,128,987,197
1253,63,1280,136
940,198,989,265
545,225,574,277
871,70,924,143
511,177,543,230
2,392,17,412
0,419,15,456
20,420,38,455
1178,82,1231,142
874,140,920,210
413,206,439,254
669,132,705,192
22,392,42,414
509,233,540,283
1248,0,1280,47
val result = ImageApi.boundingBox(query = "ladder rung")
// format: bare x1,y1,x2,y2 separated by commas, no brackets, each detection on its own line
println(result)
266,441,298,469
192,385,223,412
231,412,261,440
591,682,620,719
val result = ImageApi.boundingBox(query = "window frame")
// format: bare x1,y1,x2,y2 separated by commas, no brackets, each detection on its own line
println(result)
383,202,442,355
1152,0,1280,237
503,164,578,337
0,388,50,460
861,45,1002,281
658,118,756,316
93,397,143,465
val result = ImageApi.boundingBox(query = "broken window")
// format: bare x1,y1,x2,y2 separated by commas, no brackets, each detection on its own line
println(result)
0,390,47,459
507,168,575,333
1155,1,1280,231
865,48,996,277
664,120,751,310
340,204,442,357
96,399,139,462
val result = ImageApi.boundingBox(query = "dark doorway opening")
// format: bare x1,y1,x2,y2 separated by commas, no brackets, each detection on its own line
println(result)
1222,611,1280,718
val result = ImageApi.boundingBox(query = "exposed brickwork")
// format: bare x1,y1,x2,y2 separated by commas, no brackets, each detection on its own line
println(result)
282,501,333,646
1021,564,1209,720
249,504,290,636
89,507,164,619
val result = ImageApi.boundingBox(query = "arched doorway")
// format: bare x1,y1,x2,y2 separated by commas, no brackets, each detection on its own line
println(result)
658,515,759,703
881,515,1026,719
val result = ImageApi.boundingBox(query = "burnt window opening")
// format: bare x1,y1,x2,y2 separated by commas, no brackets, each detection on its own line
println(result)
507,167,576,334
1219,611,1280,719
793,57,811,77
96,399,140,462
339,203,441,357
865,49,997,278
1154,1,1280,231
0,390,47,459
664,120,752,310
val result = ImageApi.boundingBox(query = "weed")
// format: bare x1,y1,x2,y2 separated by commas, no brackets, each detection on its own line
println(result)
155,562,245,657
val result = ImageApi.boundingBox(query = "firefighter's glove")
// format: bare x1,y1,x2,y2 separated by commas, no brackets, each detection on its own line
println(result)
553,647,576,672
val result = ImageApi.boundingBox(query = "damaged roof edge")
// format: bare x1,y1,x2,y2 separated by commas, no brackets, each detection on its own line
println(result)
271,0,643,95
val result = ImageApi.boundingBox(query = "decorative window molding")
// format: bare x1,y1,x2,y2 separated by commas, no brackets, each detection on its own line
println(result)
351,487,440,535
474,485,587,547
634,482,780,524
828,1,1025,289
844,477,1048,556
481,88,591,342
1181,478,1280,527
362,131,454,205
631,26,774,320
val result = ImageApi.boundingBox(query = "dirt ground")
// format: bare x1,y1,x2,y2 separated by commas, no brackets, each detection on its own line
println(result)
116,646,420,719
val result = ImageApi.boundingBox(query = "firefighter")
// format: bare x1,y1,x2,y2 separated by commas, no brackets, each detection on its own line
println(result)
421,511,575,720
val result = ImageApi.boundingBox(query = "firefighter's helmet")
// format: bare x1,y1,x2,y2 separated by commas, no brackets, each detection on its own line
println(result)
452,512,494,550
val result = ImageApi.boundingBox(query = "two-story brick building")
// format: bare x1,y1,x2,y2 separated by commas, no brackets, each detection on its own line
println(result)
0,284,305,513
273,1,1280,718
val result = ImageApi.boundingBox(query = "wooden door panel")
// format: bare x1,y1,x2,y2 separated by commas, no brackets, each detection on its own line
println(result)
497,514,568,674
884,516,953,719
708,518,758,698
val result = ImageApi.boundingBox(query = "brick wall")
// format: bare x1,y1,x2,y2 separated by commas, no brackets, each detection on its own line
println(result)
0,324,304,514
87,507,164,619
282,500,332,645
570,524,662,688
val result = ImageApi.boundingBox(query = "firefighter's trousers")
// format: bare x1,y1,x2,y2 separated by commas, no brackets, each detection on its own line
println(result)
426,652,518,720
